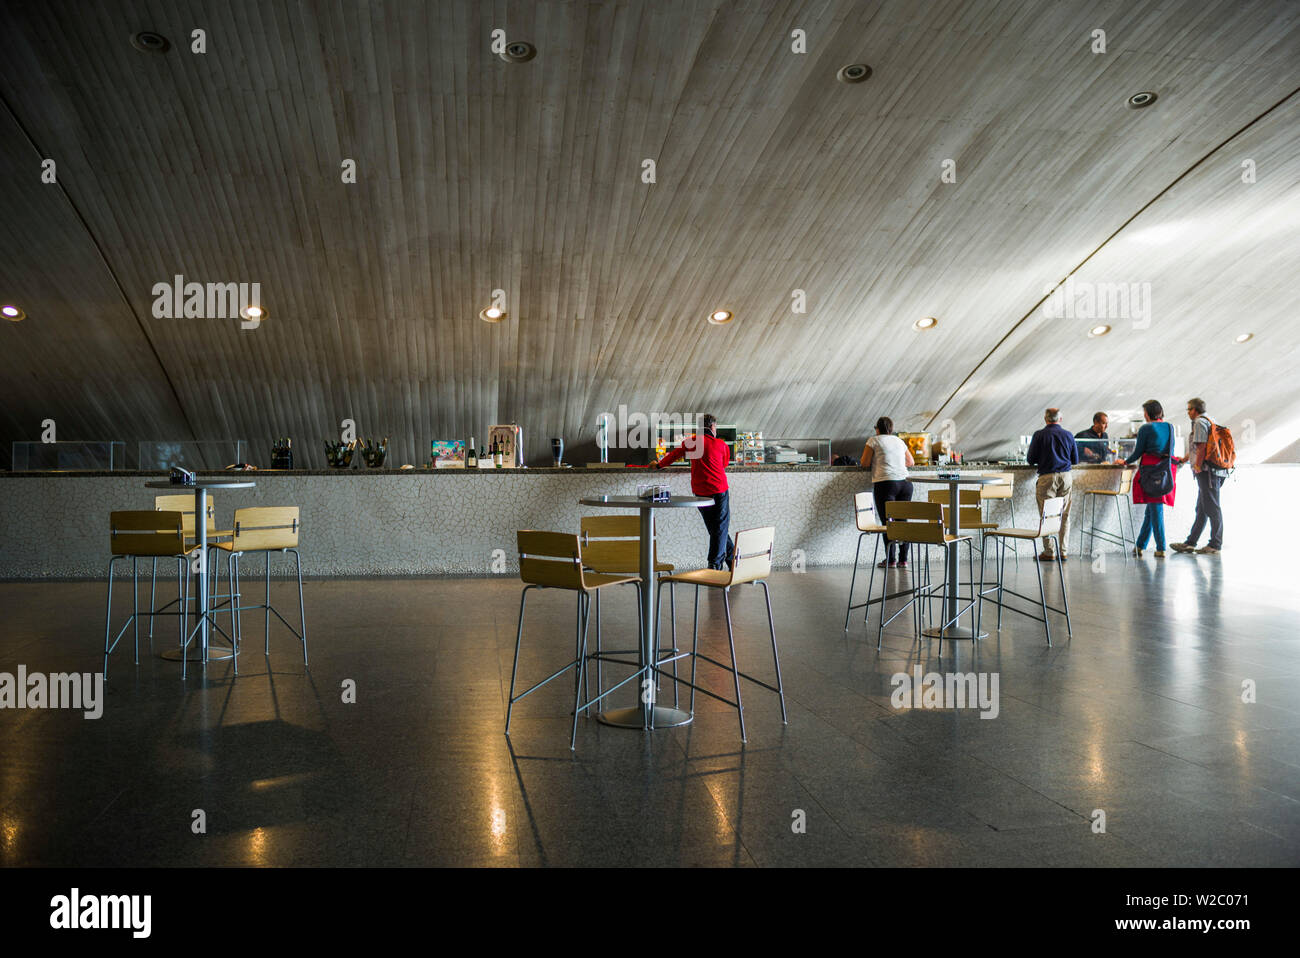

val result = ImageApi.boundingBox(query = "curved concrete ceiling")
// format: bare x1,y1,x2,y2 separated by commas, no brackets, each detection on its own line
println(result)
1,0,1297,468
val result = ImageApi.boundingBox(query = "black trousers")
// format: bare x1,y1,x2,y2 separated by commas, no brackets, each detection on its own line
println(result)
872,479,914,562
1187,470,1224,549
699,491,735,570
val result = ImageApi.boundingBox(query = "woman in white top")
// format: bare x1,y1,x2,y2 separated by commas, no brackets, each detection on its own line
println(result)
860,417,915,568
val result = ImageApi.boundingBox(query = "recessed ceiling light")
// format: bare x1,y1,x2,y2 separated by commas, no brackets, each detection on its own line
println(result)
1089,324,1112,337
239,304,267,320
2,304,25,322
1126,91,1158,109
479,306,507,323
707,309,733,325
503,41,536,63
130,31,170,53
913,317,938,330
837,63,872,84
1234,332,1253,344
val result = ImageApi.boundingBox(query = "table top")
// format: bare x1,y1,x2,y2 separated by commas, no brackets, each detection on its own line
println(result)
909,474,1003,485
144,479,256,490
580,495,711,509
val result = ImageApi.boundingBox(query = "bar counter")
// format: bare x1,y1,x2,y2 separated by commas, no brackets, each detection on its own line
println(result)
1,464,1288,578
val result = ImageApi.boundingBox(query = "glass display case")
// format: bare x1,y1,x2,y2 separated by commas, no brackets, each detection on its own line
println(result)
11,441,125,470
758,438,830,466
898,432,932,465
737,431,764,465
138,440,248,471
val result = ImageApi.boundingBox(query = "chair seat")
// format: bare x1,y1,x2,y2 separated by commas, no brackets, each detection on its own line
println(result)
582,572,640,591
942,533,973,542
857,523,887,534
1086,490,1122,497
661,568,732,587
962,521,999,530
187,530,233,546
586,561,674,574
990,527,1043,540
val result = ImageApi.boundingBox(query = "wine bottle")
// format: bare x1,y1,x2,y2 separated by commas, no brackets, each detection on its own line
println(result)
493,438,503,468
467,438,477,468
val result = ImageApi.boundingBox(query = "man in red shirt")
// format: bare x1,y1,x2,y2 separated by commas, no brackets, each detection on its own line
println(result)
653,414,734,569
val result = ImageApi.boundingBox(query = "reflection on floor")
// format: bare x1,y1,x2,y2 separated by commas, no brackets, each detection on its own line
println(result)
1,549,1297,867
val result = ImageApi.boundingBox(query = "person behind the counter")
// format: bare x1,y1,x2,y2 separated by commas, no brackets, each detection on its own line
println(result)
860,417,915,569
1074,411,1110,462
652,413,734,570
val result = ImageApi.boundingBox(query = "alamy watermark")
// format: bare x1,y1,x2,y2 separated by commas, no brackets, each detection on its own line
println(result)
1041,278,1151,328
597,406,705,457
890,667,1000,719
151,274,261,325
50,888,150,938
0,666,103,719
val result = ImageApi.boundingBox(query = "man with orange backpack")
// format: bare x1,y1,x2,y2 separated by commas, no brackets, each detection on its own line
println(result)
1171,397,1232,555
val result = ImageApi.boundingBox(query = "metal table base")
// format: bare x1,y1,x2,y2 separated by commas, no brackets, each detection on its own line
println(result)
597,705,693,728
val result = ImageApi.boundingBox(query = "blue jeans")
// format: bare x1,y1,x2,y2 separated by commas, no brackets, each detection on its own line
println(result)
1136,503,1166,550
699,491,735,570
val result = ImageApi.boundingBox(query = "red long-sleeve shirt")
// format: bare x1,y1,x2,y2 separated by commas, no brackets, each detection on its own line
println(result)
657,433,730,495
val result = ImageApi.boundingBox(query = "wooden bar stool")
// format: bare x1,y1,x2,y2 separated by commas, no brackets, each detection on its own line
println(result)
658,527,786,743
212,507,307,672
506,530,641,750
1079,468,1136,561
876,502,976,654
929,488,998,555
103,511,195,676
149,493,230,642
978,495,1072,646
579,515,678,705
980,472,1020,568
843,492,888,631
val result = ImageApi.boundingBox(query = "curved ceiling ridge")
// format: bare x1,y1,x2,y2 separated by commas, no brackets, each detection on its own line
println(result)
924,82,1300,432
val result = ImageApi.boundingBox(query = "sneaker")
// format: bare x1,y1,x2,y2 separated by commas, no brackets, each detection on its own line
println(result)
1196,546,1220,555
896,561,908,569
1170,542,1195,554
1038,552,1057,561
1059,555,1068,563
1132,547,1145,557
1154,550,1166,558
877,560,890,569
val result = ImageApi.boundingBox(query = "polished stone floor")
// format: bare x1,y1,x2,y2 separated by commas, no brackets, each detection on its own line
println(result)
1,548,1298,867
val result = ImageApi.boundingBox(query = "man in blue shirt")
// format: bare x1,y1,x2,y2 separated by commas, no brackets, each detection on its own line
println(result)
1026,407,1079,560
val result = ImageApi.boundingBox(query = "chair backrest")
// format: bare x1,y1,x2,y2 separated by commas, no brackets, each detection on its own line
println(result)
1037,496,1066,538
884,501,947,546
229,507,300,551
852,492,881,531
155,493,216,535
111,511,185,557
729,527,775,585
980,472,1014,500
926,489,981,506
517,530,586,590
579,515,656,573
940,505,990,528
1117,468,1135,495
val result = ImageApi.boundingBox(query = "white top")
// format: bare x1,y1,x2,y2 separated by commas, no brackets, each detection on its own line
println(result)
866,435,910,483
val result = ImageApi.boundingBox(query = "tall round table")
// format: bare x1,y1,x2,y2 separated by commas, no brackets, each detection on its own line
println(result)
145,479,254,664
908,474,1002,641
578,494,712,729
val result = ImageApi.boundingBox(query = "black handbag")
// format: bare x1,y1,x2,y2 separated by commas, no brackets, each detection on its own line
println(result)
1137,426,1174,499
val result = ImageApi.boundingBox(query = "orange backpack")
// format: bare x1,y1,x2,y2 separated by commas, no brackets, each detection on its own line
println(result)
1204,419,1236,469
